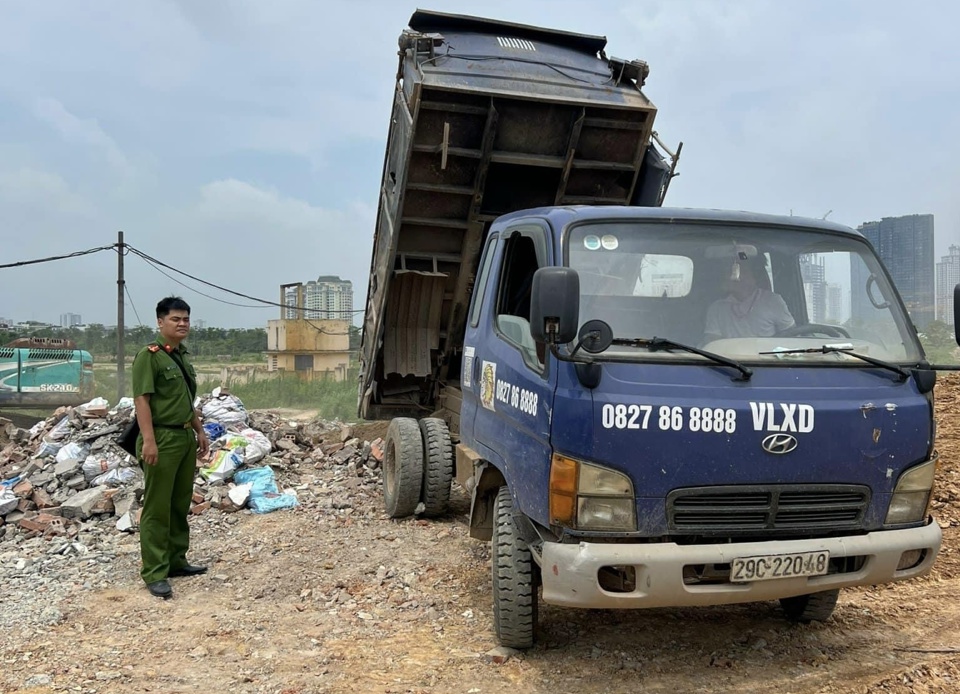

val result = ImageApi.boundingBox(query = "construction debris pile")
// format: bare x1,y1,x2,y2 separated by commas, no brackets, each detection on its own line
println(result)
0,392,385,545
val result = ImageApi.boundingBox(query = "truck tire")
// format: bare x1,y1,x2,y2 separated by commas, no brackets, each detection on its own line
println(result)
382,418,424,518
419,418,453,517
779,589,839,623
492,486,539,649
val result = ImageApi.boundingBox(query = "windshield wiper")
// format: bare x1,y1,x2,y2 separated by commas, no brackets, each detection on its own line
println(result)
758,345,911,381
612,336,753,381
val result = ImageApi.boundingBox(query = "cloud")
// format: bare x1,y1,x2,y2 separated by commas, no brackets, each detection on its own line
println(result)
0,167,99,222
33,97,132,176
120,179,376,326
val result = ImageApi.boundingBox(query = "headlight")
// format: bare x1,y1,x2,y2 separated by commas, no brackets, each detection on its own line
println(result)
885,456,938,525
549,454,636,531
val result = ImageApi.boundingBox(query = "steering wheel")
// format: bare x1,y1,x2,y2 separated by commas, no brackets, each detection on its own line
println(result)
776,323,851,339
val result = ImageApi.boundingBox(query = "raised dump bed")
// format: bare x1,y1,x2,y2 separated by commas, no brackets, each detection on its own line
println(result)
360,9,676,421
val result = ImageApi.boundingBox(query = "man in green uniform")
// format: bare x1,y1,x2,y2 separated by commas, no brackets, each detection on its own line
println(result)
132,296,210,599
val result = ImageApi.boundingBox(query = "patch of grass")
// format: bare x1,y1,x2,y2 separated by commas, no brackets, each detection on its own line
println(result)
90,367,360,422
226,373,359,422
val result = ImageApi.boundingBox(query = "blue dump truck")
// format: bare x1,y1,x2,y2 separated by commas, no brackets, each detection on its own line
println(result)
0,340,95,407
359,10,954,648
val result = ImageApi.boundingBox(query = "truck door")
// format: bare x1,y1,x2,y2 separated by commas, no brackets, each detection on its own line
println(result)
460,234,499,446
464,224,557,498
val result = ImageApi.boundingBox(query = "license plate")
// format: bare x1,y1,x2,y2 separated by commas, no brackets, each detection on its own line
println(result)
730,550,830,583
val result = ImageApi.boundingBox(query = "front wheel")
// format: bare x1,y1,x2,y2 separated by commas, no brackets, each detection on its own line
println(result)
779,589,840,623
492,486,539,649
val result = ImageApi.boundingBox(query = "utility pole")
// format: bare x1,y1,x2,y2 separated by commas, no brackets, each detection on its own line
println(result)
117,231,125,403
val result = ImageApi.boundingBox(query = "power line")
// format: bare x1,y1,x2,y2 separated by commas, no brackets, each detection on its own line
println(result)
0,240,362,321
133,253,271,308
0,244,114,270
125,244,364,315
124,284,144,326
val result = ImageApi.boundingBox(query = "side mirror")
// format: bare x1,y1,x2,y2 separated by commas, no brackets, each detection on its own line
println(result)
954,284,960,346
531,267,580,344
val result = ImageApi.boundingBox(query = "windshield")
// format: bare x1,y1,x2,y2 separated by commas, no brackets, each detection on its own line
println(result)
566,221,924,364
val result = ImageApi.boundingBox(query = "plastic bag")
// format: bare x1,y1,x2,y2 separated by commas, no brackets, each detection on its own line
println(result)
109,397,135,415
233,466,298,514
46,417,72,441
0,488,17,516
56,442,91,467
200,448,243,484
34,438,65,459
77,397,109,413
238,428,272,465
201,394,248,428
92,466,141,487
82,451,125,482
203,422,226,442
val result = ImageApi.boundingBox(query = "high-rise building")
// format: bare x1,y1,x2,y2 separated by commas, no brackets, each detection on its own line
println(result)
936,245,960,326
282,277,354,320
800,255,827,323
853,214,935,329
826,283,844,324
60,313,82,328
301,276,353,320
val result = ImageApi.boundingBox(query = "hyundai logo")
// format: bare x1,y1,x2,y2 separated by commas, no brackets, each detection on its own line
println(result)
761,433,799,455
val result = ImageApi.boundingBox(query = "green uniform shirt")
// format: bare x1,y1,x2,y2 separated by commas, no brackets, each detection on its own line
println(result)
131,338,197,426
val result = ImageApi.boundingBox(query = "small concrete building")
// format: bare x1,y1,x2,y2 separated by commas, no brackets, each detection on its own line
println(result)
266,283,352,381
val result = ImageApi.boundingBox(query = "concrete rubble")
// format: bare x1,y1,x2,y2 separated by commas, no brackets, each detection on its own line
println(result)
0,392,386,551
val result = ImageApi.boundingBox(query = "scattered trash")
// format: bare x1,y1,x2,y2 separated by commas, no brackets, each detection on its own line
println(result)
234,466,298,514
200,392,248,428
228,483,252,507
1,394,374,547
0,487,18,515
55,442,90,467
200,448,243,484
203,422,226,442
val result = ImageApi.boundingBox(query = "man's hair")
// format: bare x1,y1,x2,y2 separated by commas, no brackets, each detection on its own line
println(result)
156,296,191,319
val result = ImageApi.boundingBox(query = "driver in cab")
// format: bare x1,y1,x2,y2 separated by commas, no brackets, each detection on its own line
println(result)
704,257,795,342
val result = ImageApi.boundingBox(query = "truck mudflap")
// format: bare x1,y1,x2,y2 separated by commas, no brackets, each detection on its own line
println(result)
538,520,942,609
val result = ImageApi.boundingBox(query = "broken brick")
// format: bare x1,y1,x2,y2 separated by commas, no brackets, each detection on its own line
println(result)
191,501,211,515
12,478,33,498
32,488,56,509
17,513,62,534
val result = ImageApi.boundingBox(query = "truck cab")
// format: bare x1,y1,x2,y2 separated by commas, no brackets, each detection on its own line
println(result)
451,207,941,646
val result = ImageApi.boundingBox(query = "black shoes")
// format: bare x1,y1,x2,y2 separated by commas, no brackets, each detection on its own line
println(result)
146,580,172,599
169,564,208,577
144,565,207,597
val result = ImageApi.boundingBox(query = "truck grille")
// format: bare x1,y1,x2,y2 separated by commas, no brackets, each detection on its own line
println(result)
666,485,869,535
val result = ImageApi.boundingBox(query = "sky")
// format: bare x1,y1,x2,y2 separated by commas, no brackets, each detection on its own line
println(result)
1,0,958,329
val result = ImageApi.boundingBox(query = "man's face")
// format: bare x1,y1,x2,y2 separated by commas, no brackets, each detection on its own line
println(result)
726,265,757,301
158,309,190,343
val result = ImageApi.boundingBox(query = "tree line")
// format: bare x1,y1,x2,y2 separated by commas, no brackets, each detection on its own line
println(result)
1,325,363,360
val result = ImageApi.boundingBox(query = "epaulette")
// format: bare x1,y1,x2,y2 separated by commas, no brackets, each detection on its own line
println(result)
147,345,161,353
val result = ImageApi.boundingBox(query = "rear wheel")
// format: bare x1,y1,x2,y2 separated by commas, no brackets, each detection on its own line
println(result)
382,418,423,518
779,589,840,623
419,418,453,517
492,486,539,649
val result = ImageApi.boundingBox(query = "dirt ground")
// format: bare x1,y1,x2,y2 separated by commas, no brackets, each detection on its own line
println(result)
4,379,960,694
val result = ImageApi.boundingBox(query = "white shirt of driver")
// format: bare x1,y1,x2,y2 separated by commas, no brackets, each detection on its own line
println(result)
705,288,795,339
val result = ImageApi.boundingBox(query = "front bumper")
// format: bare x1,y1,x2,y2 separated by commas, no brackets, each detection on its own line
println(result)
539,520,942,609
